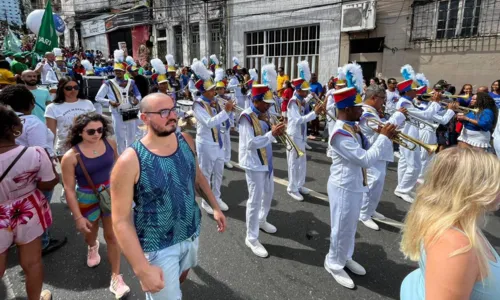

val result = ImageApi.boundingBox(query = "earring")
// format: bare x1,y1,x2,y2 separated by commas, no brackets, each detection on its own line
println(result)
13,130,21,137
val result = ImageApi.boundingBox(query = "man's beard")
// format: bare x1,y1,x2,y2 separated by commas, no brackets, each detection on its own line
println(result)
150,119,177,137
24,80,37,86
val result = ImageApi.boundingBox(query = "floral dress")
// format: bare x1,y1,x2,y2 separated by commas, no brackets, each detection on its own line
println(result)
0,146,55,252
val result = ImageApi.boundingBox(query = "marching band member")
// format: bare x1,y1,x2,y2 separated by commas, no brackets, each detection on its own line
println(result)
394,65,441,203
261,64,280,118
227,57,246,111
44,48,66,85
286,61,324,201
358,84,407,231
239,85,285,258
191,60,234,214
95,49,142,154
214,68,235,169
209,54,220,75
246,69,259,108
325,80,397,289
166,54,180,100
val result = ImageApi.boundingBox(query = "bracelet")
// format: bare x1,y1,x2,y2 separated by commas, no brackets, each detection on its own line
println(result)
74,216,84,221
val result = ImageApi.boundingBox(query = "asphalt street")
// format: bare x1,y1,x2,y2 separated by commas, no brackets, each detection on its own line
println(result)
2,131,500,300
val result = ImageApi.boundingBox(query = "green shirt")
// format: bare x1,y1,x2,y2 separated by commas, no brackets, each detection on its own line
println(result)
10,60,28,75
31,88,52,122
138,67,144,75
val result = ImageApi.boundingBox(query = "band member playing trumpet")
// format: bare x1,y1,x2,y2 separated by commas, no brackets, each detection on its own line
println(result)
286,61,324,201
191,60,234,214
358,86,407,231
215,68,235,169
325,84,397,289
394,65,440,204
95,49,142,154
239,85,285,258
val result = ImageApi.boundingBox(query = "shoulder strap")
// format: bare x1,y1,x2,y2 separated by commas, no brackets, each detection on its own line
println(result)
73,148,99,196
0,147,28,183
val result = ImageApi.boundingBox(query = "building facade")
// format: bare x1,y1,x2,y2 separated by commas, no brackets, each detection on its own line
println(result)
227,0,342,86
339,0,500,90
151,0,225,66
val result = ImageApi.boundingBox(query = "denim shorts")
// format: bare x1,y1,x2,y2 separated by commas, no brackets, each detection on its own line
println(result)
145,236,199,300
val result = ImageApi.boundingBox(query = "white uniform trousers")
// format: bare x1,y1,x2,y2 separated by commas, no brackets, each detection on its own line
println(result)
418,130,437,179
327,179,363,270
222,130,232,163
111,110,137,154
494,138,500,159
245,170,274,242
396,145,421,194
360,160,387,221
93,102,103,115
286,137,307,193
197,142,225,205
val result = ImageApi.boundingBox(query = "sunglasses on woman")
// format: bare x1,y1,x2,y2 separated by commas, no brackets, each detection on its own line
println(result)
64,85,80,91
85,127,103,135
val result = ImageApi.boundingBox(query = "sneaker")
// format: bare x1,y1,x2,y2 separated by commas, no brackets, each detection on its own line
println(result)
259,221,277,234
40,289,52,300
87,240,101,268
201,201,214,215
360,218,379,231
324,259,355,289
42,237,68,256
345,259,366,275
305,144,312,150
245,239,269,258
218,199,229,212
299,187,310,195
60,189,66,204
394,191,414,204
110,274,130,299
224,162,234,169
372,211,386,220
288,191,304,201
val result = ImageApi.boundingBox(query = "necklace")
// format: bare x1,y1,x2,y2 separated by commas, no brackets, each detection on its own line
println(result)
92,149,98,155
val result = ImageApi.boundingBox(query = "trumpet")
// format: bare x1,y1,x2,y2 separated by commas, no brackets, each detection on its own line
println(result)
366,119,438,154
268,114,304,157
406,114,439,131
420,93,470,101
311,94,336,121
217,96,245,114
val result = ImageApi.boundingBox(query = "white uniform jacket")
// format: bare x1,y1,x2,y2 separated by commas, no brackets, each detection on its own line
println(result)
95,79,142,110
286,95,317,141
329,120,393,193
238,108,276,172
396,97,441,139
192,96,229,146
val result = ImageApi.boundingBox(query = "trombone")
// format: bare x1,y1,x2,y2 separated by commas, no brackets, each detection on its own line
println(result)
366,119,438,154
311,94,337,121
267,114,304,157
420,94,479,114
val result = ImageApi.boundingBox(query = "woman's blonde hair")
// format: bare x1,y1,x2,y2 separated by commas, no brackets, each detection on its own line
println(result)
400,147,500,278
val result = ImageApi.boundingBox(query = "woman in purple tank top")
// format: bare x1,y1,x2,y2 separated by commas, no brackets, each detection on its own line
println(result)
60,113,130,298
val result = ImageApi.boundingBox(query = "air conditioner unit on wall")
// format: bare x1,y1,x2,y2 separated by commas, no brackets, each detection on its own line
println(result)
341,0,376,33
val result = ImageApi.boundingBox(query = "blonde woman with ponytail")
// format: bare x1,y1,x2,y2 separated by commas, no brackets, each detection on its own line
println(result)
400,147,500,300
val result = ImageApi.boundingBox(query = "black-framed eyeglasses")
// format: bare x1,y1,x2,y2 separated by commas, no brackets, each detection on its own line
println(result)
144,108,176,118
85,127,103,135
64,85,80,91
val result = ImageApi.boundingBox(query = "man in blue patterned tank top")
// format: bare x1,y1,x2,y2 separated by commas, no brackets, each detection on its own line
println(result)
111,93,227,300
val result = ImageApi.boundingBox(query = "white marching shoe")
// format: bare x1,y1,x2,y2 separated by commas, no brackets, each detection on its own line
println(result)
360,218,380,231
394,191,414,203
345,259,366,275
201,201,214,215
324,259,355,289
372,211,386,220
245,239,269,258
305,144,312,150
225,162,234,169
299,187,310,195
259,221,277,234
218,199,229,211
288,191,304,201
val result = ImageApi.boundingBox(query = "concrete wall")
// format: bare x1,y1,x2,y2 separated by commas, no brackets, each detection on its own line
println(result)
227,0,342,85
340,0,500,91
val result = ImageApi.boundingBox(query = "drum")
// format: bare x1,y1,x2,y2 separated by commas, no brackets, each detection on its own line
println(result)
177,100,194,112
83,76,107,102
120,108,139,122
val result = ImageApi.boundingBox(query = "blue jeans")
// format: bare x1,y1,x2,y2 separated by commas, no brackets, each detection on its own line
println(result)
145,236,199,300
41,190,53,249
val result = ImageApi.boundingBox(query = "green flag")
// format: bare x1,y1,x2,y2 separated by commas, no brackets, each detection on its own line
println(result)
1,28,22,53
33,1,59,60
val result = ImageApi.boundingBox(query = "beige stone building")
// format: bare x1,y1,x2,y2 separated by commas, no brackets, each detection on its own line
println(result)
339,0,500,91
